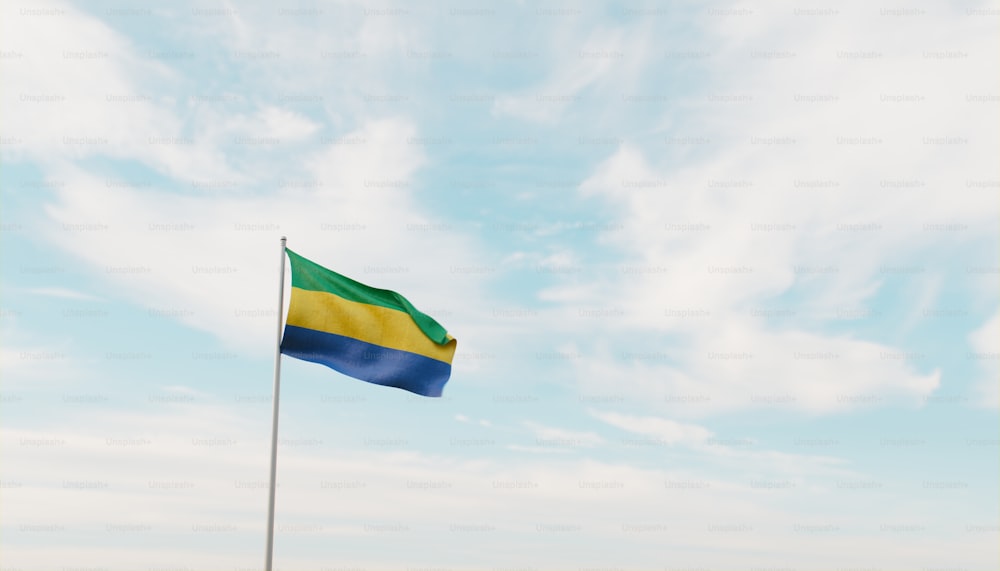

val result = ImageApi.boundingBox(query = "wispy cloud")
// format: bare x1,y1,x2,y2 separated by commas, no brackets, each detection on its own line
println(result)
523,420,605,448
24,287,101,301
591,410,712,446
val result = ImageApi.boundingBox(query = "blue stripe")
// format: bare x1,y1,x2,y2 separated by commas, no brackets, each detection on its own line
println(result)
280,325,451,397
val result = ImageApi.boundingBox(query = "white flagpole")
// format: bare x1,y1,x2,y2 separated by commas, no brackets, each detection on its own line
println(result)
265,236,287,571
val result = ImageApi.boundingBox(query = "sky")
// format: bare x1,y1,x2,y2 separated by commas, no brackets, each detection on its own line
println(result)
0,0,998,569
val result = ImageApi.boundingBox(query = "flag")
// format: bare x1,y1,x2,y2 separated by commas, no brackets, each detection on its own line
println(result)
279,248,457,397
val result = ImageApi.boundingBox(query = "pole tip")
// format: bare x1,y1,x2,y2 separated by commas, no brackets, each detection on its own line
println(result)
280,236,287,242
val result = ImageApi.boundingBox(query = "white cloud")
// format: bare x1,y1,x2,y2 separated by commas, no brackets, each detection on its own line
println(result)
4,412,989,570
591,410,712,445
6,397,994,569
523,421,605,447
548,4,996,415
552,306,941,416
0,0,237,182
589,410,857,486
39,117,485,353
223,105,321,143
505,444,572,454
492,27,644,124
1,0,533,403
24,287,102,301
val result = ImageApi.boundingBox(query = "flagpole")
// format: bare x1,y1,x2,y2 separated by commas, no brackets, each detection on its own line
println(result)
265,236,287,571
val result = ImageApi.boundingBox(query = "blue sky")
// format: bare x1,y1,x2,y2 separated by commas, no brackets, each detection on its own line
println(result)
1,0,998,569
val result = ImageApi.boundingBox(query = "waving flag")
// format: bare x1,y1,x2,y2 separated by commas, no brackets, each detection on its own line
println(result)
279,248,457,397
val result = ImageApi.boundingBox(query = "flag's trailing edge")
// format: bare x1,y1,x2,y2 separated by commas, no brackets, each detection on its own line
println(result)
279,248,457,397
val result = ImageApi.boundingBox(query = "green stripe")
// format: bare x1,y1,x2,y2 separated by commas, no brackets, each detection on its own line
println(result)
285,248,450,345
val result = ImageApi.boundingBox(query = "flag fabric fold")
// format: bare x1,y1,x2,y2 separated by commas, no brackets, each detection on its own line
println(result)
279,248,457,397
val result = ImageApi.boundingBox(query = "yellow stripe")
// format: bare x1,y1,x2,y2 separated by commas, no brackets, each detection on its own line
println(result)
286,287,456,363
